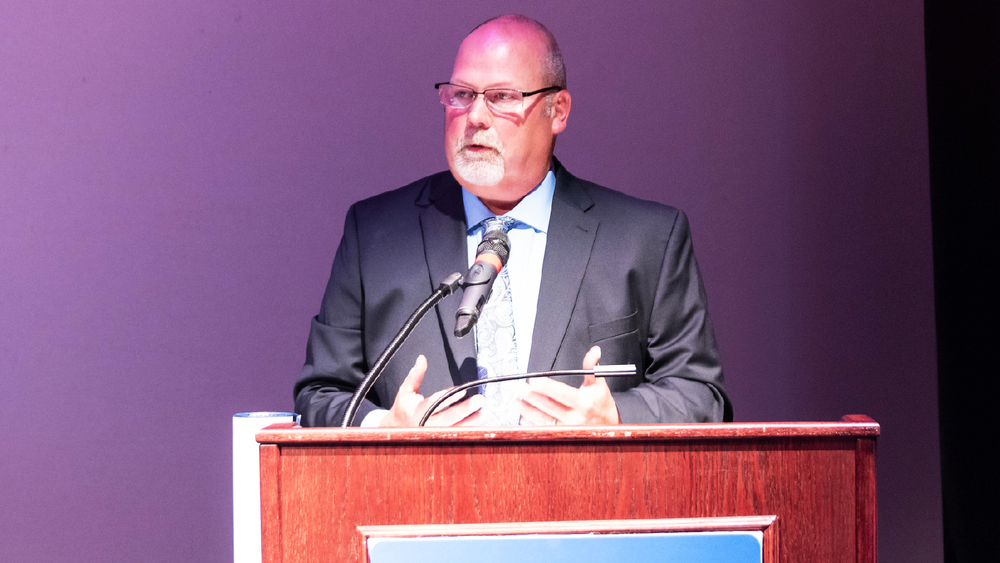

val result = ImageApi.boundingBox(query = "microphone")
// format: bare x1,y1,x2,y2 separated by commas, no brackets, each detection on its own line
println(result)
454,228,511,337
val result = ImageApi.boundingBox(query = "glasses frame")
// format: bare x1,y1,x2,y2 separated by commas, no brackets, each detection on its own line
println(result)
434,82,563,113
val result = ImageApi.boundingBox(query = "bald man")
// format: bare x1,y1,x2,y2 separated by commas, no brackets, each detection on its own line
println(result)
295,15,731,427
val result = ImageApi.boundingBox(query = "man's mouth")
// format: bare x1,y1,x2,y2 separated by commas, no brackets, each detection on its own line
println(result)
458,131,503,157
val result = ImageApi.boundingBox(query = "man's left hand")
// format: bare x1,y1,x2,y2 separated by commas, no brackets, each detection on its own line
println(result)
519,346,621,425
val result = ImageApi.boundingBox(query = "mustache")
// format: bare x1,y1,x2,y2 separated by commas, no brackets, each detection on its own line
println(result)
457,130,504,153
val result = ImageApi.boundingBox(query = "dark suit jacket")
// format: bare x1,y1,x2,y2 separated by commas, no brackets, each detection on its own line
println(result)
295,160,732,426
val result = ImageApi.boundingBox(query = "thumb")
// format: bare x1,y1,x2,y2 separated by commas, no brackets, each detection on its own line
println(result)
399,355,428,394
581,346,602,386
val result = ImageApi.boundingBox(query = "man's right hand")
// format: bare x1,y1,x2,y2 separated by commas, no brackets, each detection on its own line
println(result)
379,355,485,427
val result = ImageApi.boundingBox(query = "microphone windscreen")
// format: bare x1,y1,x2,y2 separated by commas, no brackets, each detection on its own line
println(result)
477,229,511,266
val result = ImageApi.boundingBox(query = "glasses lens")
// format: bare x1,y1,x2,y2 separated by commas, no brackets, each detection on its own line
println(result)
439,85,475,108
484,89,522,112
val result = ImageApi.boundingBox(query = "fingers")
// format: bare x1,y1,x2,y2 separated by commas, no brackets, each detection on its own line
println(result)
453,408,484,426
398,355,428,394
384,355,492,427
381,355,432,427
423,386,469,416
384,351,621,427
425,394,485,427
520,377,574,425
526,376,579,407
519,391,567,426
521,360,620,425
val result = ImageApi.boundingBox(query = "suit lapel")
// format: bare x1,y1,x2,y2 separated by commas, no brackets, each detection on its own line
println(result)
418,175,478,384
528,164,598,372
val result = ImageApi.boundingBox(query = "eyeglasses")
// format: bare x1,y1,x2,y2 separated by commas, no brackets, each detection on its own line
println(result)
435,83,563,113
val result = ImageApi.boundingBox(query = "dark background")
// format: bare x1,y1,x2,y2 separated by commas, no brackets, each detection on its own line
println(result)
926,1,999,562
1,1,973,561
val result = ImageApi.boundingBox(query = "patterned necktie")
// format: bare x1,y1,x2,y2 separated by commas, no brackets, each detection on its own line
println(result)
475,216,522,426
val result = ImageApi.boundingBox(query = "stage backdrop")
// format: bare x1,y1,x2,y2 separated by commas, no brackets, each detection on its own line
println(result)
0,2,938,562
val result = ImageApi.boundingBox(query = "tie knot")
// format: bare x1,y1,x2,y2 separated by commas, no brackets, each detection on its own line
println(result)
482,215,517,234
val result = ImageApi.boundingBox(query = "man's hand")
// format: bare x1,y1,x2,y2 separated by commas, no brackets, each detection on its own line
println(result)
379,355,484,427
519,346,621,425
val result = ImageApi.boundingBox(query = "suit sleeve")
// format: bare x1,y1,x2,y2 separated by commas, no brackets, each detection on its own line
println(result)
293,205,380,427
611,210,732,423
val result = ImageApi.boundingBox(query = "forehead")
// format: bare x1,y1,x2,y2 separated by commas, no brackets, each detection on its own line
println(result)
450,24,547,88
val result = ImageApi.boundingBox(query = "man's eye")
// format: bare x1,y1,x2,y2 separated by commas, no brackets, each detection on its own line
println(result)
491,91,514,101
453,89,474,100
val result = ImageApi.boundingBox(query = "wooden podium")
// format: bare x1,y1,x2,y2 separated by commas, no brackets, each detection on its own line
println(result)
257,415,878,563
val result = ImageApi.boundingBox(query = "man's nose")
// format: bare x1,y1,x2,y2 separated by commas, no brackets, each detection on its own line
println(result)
467,95,493,129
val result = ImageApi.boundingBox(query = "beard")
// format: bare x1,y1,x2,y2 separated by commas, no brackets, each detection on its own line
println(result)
452,129,505,186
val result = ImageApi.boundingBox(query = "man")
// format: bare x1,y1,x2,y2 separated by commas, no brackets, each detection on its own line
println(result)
295,15,731,427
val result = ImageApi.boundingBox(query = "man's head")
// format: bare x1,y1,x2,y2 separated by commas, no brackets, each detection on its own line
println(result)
443,15,572,215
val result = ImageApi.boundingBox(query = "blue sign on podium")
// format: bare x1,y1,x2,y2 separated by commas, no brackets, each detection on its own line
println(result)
368,531,762,563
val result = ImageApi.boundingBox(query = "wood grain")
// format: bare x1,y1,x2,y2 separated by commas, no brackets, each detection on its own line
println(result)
259,444,281,563
258,416,878,563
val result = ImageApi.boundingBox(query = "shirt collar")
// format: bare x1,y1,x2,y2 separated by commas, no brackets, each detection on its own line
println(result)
462,168,556,234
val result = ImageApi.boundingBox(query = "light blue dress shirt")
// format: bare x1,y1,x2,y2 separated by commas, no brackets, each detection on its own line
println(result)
462,170,555,375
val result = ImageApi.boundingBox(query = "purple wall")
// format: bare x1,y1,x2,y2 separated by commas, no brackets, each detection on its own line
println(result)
0,2,938,561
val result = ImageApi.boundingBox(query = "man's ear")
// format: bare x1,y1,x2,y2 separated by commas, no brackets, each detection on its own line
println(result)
550,90,571,135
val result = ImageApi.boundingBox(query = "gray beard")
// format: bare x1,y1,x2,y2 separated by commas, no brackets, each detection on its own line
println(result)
453,130,505,186
454,150,505,186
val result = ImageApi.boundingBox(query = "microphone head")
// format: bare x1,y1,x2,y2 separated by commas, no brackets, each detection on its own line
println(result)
477,229,511,267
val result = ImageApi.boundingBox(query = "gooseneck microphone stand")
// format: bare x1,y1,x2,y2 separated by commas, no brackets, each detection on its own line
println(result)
340,272,463,427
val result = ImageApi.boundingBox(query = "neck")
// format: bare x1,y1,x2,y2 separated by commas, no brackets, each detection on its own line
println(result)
480,198,519,216
477,158,554,216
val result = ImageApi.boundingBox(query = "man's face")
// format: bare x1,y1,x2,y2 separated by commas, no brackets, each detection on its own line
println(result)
444,24,569,213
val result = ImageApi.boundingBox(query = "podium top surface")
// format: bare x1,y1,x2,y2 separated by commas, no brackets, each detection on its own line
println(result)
256,414,878,445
